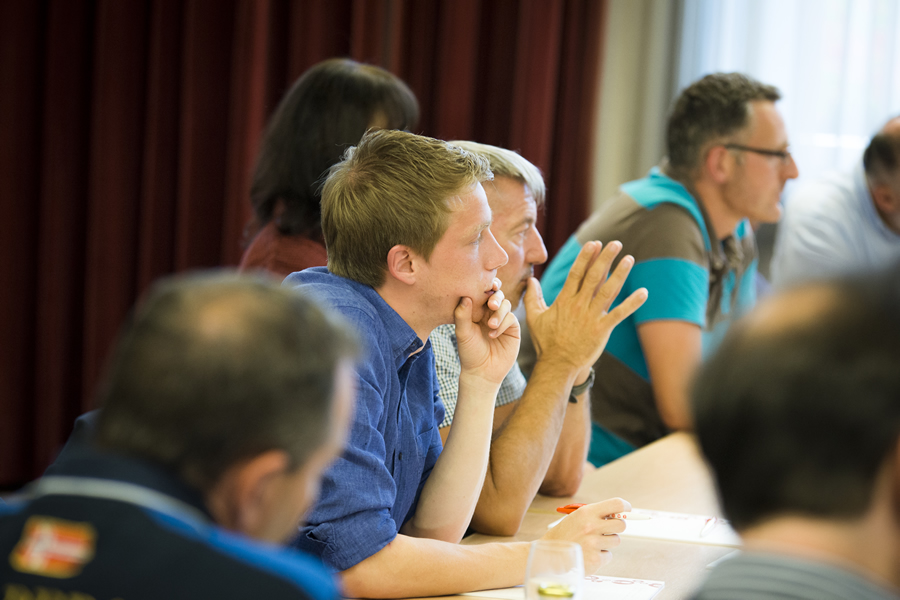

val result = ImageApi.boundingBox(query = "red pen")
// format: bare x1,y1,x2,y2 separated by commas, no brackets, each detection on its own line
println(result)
555,503,651,520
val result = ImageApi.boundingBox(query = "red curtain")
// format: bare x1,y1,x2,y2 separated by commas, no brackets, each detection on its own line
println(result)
0,0,608,487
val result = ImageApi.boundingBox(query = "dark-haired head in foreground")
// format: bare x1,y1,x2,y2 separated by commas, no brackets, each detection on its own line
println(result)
1,272,359,599
692,262,900,598
97,273,359,539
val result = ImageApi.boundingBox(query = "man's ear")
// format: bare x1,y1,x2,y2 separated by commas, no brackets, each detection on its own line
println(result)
386,244,419,286
206,450,290,539
704,145,734,184
871,183,899,215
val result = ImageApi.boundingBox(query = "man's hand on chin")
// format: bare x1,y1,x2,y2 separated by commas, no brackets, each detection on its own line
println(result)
455,277,521,389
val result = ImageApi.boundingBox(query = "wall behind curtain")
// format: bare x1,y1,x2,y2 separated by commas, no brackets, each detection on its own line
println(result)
0,0,608,487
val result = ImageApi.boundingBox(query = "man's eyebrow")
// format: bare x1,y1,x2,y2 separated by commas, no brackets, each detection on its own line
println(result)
469,220,493,237
515,215,536,228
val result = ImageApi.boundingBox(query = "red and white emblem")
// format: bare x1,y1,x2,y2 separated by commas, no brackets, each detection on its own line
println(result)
9,516,96,578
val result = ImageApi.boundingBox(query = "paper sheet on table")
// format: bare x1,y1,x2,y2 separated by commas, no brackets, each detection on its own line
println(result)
463,575,664,600
619,508,742,547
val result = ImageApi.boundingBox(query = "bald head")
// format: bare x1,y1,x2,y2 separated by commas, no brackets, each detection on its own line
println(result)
96,272,359,492
692,262,900,530
881,115,900,137
863,115,900,184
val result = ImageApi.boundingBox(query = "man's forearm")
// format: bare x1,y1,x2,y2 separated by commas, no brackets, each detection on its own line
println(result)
470,358,582,535
638,320,701,431
539,377,590,497
405,374,497,542
340,533,530,599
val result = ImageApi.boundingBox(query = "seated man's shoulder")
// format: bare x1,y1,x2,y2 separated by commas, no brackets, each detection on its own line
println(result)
694,551,896,600
187,523,338,599
616,201,707,261
284,269,385,343
285,268,376,314
784,170,859,224
580,187,705,259
0,499,338,600
777,171,864,265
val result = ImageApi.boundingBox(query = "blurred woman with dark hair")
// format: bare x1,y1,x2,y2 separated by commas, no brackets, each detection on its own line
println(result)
240,58,419,277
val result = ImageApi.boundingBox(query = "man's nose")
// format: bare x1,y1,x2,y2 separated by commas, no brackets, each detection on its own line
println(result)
784,153,799,180
526,228,548,266
486,228,508,270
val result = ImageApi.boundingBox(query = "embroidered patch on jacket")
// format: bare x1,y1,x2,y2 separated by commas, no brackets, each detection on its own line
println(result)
9,516,96,578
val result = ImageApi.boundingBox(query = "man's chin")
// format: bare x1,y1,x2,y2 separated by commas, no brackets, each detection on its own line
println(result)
470,303,488,323
510,281,528,311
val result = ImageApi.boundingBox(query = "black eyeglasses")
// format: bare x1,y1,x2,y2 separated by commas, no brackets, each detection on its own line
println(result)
724,143,792,164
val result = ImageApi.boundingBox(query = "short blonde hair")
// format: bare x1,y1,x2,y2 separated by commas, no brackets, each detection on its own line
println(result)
322,130,493,287
449,141,546,206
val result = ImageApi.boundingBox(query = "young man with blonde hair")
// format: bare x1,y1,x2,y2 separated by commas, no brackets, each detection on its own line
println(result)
432,141,645,536
286,130,646,598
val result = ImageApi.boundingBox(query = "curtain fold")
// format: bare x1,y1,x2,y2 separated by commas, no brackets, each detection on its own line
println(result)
0,0,608,487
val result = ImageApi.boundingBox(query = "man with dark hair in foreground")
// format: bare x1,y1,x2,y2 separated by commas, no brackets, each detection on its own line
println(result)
691,262,900,599
0,273,359,599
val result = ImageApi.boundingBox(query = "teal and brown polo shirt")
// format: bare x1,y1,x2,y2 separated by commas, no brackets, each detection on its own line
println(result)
541,168,757,461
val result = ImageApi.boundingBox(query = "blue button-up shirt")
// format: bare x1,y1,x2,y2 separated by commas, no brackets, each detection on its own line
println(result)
285,267,445,571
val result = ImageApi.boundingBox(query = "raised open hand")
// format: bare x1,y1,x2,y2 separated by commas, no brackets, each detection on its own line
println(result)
524,241,647,371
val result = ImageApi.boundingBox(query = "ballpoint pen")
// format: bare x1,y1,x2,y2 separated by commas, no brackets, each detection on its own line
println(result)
555,503,652,520
699,516,718,538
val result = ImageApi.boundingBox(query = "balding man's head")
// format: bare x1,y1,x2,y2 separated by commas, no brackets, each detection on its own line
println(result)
862,117,900,234
96,272,359,493
863,116,900,183
692,262,900,531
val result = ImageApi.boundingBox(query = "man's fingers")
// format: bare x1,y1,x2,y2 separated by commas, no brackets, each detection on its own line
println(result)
605,288,648,325
590,253,634,311
579,497,631,518
523,277,547,316
488,297,513,336
491,310,520,340
487,285,505,311
580,241,623,300
556,241,603,301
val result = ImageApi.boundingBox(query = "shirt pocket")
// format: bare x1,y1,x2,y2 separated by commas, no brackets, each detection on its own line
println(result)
415,427,436,461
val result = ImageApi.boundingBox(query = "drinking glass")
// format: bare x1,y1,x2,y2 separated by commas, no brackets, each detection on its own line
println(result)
524,540,584,600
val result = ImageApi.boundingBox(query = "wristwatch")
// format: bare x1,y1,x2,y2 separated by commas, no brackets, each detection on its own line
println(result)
568,367,595,403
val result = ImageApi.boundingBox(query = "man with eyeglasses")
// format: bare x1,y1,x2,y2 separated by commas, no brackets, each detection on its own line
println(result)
771,116,900,287
540,73,798,466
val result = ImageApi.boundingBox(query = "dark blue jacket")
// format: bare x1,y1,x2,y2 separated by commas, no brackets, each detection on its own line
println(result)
2,445,339,599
